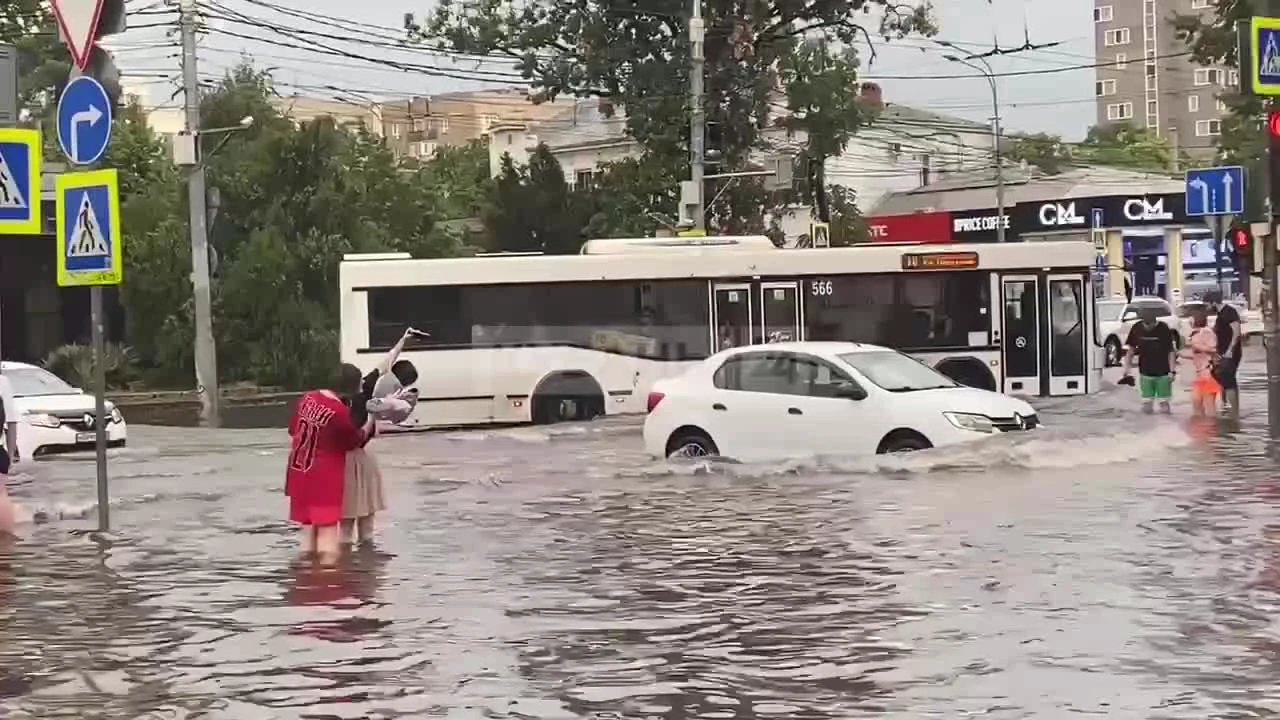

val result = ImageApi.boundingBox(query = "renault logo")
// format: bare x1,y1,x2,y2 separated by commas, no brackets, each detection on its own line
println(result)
1014,413,1026,430
83,413,93,426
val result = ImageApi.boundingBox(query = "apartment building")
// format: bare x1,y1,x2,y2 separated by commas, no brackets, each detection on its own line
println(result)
390,88,573,160
1093,0,1235,157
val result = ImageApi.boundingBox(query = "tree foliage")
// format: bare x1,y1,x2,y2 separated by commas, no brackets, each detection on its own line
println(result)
1006,123,1178,175
1173,2,1263,220
410,0,930,229
116,62,469,388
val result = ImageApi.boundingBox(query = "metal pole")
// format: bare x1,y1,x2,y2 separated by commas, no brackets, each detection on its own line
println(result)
180,0,220,427
90,286,108,531
985,62,1006,244
689,0,705,231
1261,0,1280,437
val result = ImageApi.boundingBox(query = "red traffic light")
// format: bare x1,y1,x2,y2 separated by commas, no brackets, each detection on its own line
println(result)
1270,111,1280,136
1233,228,1249,249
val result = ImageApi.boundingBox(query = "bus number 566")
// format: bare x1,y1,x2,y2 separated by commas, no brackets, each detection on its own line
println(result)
811,280,833,295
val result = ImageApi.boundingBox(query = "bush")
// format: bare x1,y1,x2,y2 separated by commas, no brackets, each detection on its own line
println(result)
43,343,141,390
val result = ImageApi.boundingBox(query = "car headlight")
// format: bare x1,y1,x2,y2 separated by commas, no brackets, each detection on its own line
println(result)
110,406,123,423
943,412,994,433
24,412,60,428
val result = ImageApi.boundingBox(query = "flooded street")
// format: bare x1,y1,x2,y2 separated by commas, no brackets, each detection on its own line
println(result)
5,357,1280,718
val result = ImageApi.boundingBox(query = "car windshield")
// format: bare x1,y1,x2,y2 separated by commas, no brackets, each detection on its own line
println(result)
1097,303,1124,322
4,367,76,397
1178,303,1206,318
1131,300,1168,315
838,350,958,392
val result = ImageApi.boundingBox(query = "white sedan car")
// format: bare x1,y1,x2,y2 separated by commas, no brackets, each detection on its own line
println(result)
2,361,128,459
643,342,1038,461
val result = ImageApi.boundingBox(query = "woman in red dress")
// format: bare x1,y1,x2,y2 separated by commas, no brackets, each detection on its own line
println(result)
286,364,373,562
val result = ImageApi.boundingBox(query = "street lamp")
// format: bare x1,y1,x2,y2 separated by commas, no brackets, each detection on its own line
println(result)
941,47,1007,243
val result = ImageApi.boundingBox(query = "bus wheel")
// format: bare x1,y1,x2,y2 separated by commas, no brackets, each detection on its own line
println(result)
1104,336,1122,366
877,429,932,454
935,358,996,391
530,371,605,424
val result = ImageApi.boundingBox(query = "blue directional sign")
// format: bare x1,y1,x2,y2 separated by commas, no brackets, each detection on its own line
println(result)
56,169,121,287
1252,17,1280,95
56,75,112,165
1185,165,1245,216
0,128,41,234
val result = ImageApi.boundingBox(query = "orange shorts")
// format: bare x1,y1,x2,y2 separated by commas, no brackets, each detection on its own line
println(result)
1192,373,1220,396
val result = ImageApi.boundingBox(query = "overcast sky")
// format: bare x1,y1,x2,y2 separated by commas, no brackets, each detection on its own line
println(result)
112,0,1095,140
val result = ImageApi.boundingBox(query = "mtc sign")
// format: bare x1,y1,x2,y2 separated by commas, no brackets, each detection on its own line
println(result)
864,210,952,243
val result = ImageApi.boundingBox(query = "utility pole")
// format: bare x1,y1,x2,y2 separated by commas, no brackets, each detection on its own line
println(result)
689,0,705,232
942,52,1005,242
179,0,220,426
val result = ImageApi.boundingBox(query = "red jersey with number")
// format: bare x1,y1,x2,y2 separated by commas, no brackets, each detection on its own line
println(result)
286,390,365,525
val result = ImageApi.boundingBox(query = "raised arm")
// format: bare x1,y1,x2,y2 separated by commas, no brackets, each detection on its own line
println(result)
380,328,414,376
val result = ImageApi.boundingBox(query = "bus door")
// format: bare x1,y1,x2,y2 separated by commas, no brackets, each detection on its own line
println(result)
1000,275,1041,395
713,283,753,351
1046,274,1087,396
759,281,801,344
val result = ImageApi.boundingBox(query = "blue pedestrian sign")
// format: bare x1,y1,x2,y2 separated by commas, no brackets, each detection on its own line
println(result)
56,75,112,165
56,169,122,287
1185,165,1245,216
1091,207,1104,229
1252,17,1280,95
0,128,42,234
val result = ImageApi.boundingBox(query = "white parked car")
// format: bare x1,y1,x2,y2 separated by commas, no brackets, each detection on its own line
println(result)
2,361,128,459
1096,296,1181,367
1177,300,1260,343
643,342,1038,461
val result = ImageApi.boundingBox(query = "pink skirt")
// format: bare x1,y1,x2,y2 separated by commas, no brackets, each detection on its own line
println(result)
342,447,386,519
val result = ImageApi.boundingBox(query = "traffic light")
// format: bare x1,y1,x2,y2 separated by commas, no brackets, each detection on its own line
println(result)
1270,110,1280,213
1231,223,1254,277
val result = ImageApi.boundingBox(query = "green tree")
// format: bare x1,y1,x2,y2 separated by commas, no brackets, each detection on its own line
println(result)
483,144,587,253
1006,123,1177,175
580,153,681,238
1006,132,1073,174
1173,3,1263,220
411,0,931,230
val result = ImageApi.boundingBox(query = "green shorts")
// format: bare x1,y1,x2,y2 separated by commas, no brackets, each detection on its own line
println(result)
1139,374,1172,400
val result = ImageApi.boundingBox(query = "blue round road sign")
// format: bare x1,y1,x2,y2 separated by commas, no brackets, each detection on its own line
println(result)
57,76,113,165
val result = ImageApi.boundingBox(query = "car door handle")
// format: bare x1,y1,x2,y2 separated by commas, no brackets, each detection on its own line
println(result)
788,407,802,415
712,403,726,411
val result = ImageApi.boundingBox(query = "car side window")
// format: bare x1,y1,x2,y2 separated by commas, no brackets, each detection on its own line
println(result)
714,353,786,392
793,356,863,398
716,352,862,398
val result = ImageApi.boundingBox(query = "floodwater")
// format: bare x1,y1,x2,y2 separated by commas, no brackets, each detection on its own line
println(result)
3,357,1280,718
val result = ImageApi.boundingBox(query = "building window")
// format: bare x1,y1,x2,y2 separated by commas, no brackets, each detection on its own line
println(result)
366,280,713,360
1147,99,1158,115
1188,95,1199,112
432,116,449,133
1096,79,1117,96
1094,5,1113,21
574,169,595,190
1104,28,1130,46
1217,98,1228,111
1191,0,1210,8
389,123,402,138
1114,53,1127,68
412,118,425,131
1229,69,1239,85
422,142,436,156
1195,119,1221,136
1106,102,1133,120
480,113,498,130
1194,68,1223,85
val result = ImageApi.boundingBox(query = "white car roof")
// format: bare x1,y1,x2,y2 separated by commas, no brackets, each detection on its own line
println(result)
713,341,887,360
0,361,38,372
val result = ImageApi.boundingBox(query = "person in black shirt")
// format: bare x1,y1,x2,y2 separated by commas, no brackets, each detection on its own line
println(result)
1204,289,1242,414
1122,308,1178,414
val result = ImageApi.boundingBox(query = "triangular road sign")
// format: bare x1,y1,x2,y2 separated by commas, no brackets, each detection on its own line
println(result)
67,193,108,256
51,0,105,70
0,152,27,210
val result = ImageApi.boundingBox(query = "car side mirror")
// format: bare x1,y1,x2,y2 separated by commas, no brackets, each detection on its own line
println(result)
1121,311,1138,322
835,386,866,400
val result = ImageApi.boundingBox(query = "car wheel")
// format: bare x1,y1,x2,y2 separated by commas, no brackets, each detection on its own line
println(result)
877,431,932,454
666,429,719,458
1105,336,1122,367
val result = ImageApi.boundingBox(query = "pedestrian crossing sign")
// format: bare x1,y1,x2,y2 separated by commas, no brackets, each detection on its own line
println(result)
0,128,41,235
56,169,121,287
1251,16,1280,95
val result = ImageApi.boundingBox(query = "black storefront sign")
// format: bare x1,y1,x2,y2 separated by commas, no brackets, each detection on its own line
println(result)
950,208,1015,243
1013,192,1185,233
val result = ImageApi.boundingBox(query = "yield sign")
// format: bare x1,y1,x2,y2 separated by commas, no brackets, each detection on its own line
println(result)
51,0,105,70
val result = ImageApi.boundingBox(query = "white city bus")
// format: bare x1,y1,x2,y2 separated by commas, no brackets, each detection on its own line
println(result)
340,238,1101,428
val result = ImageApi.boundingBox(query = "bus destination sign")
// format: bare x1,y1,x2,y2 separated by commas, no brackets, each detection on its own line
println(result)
900,251,979,271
